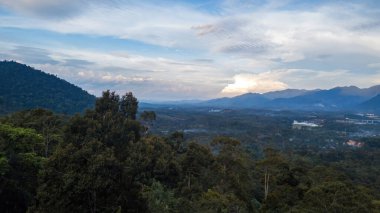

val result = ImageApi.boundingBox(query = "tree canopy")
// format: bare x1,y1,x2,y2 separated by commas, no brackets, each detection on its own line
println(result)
0,90,378,212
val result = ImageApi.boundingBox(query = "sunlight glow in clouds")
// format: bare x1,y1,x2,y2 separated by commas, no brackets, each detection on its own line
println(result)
221,73,288,96
0,0,380,100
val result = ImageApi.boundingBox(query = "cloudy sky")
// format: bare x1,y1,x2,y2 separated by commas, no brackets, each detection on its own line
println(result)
0,0,380,100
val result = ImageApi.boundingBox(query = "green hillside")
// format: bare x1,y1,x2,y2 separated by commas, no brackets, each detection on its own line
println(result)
0,61,95,114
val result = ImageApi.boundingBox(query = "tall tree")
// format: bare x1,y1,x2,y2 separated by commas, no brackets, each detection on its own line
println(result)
211,136,256,212
95,90,119,116
0,124,45,212
120,92,138,120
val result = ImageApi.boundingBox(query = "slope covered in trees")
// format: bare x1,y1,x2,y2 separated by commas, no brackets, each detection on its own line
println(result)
0,61,95,114
0,91,379,212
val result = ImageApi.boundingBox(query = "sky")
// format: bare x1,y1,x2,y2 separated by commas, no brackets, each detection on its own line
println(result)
0,0,380,101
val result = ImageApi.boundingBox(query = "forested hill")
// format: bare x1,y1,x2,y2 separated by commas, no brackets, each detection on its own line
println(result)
0,61,95,114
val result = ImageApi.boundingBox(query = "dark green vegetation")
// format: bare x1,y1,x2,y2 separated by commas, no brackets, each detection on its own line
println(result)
0,61,95,114
148,108,380,146
1,91,380,212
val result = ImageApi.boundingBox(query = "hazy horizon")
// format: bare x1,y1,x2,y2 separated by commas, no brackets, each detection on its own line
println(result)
1,0,380,101
140,84,380,102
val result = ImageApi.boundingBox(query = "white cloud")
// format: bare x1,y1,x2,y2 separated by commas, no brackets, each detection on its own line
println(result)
77,71,152,83
221,73,288,95
221,68,380,96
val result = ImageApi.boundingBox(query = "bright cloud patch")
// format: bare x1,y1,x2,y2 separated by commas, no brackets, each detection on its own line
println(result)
221,73,288,96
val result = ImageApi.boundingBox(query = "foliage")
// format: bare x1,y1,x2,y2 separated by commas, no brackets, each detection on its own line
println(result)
0,90,378,212
1,108,66,157
142,180,179,213
294,181,374,212
0,123,45,212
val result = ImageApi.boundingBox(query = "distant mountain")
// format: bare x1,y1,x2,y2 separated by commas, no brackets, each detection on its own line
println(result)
357,85,380,97
0,61,96,114
195,86,380,111
333,85,380,97
262,89,315,99
359,94,380,112
270,86,372,110
202,93,269,108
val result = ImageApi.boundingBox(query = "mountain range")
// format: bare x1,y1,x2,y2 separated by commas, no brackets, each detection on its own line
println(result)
1,61,380,114
199,86,380,112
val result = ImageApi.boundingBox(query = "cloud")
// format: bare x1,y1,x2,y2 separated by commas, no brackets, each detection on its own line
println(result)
221,73,288,95
221,68,380,96
1,0,380,57
368,63,380,68
73,70,219,101
0,43,223,100
77,71,152,84
191,2,380,63
0,0,82,18
4,46,60,65
1,0,380,100
0,0,113,19
0,1,216,48
278,69,380,90
62,59,94,68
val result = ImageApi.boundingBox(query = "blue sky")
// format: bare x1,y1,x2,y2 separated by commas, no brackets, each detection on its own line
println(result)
0,0,380,101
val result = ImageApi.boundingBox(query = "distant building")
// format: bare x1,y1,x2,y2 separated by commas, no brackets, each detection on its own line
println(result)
209,109,222,113
292,120,320,130
366,113,377,118
311,119,325,125
337,118,380,125
346,140,364,148
338,113,380,125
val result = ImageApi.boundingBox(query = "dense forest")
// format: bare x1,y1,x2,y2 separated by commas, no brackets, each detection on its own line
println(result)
0,90,379,212
0,61,95,115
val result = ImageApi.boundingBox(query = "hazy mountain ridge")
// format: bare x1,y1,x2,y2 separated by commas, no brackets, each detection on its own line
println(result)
201,93,270,108
0,61,96,114
198,86,380,112
262,89,316,99
359,94,380,112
